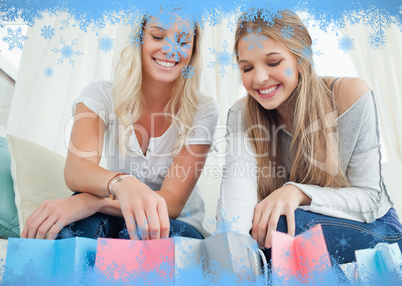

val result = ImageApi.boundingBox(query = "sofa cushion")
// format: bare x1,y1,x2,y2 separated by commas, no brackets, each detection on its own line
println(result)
0,137,20,238
382,162,402,220
7,135,72,233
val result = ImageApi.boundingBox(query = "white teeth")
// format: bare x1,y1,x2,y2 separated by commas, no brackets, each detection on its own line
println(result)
155,59,176,68
259,85,279,94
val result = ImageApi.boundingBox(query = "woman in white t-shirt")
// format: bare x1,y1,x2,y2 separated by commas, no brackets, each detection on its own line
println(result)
21,15,218,240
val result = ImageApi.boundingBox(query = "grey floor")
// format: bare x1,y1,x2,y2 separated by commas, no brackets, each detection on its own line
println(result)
0,69,14,130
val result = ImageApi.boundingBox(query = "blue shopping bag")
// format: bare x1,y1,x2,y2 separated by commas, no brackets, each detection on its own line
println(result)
355,242,402,282
3,237,97,285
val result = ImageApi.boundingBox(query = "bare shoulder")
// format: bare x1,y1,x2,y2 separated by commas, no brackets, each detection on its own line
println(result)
75,102,96,114
334,77,371,115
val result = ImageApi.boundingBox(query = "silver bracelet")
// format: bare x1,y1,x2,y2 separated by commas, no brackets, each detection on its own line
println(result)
108,174,132,200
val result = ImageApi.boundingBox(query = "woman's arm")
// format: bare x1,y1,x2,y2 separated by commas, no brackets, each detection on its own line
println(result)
21,192,106,239
105,95,219,239
113,144,211,241
216,100,260,235
23,90,218,240
285,78,392,222
95,144,212,220
66,103,172,240
158,144,211,219
22,103,165,239
21,103,114,239
253,78,393,248
64,103,115,195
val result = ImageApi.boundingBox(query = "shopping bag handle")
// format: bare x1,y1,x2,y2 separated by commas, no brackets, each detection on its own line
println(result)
246,246,268,286
258,249,269,286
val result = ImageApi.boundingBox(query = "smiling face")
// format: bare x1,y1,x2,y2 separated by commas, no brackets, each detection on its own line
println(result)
141,18,194,87
237,35,299,113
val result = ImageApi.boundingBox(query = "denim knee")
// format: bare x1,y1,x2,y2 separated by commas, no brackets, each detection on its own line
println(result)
275,209,402,263
56,212,125,239
118,219,204,240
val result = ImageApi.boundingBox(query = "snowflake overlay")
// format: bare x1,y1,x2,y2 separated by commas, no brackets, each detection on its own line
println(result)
181,65,195,79
334,233,352,251
226,19,236,32
242,27,268,50
298,226,321,249
129,26,145,49
146,13,178,31
281,25,294,39
98,238,111,252
368,30,387,50
293,38,322,65
281,246,295,262
2,27,28,50
363,221,394,248
162,32,191,61
204,7,224,26
176,18,195,34
295,45,313,65
338,34,354,52
51,38,83,67
58,223,83,239
209,210,240,235
348,7,397,49
41,25,54,39
128,217,158,239
170,225,186,237
98,35,114,53
284,67,293,77
43,67,54,77
207,40,238,78
240,7,283,27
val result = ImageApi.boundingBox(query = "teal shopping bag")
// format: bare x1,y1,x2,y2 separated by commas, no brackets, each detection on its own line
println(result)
3,237,97,285
355,242,402,282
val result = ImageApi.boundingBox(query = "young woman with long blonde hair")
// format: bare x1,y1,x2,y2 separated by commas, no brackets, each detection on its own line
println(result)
22,15,218,240
217,10,401,263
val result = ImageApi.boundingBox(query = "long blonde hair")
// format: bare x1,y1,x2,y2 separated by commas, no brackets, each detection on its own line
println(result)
235,10,349,201
112,16,202,155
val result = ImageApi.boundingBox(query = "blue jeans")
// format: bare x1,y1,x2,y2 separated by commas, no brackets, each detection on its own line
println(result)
262,208,402,264
56,192,203,240
56,212,204,240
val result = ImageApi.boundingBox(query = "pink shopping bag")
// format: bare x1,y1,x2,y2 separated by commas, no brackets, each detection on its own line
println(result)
272,224,332,284
95,238,174,284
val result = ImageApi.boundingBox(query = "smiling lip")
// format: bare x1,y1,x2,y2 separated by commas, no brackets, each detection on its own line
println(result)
154,58,179,70
255,84,281,99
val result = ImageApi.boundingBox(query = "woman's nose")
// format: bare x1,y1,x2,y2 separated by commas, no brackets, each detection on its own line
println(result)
161,40,172,54
161,38,178,59
254,67,269,85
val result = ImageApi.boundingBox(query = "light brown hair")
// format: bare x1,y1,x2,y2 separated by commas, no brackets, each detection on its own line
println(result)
235,10,349,201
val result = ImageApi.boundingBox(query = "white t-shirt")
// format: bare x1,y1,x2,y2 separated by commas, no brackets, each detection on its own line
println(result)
73,80,219,237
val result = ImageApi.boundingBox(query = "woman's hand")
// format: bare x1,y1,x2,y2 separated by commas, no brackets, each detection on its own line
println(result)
21,193,102,239
251,184,311,248
113,176,170,240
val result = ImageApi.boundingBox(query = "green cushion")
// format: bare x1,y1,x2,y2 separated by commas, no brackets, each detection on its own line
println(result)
0,136,20,238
